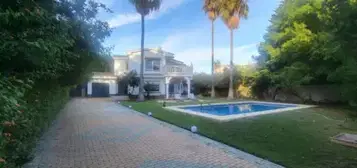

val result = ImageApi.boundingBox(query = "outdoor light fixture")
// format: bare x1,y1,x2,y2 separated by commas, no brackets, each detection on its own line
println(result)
191,125,198,133
148,112,152,116
129,105,132,108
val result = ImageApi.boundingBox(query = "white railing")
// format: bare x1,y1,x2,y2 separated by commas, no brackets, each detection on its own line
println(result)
163,65,193,76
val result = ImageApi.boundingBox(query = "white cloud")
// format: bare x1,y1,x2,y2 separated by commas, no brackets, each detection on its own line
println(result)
108,14,141,28
174,44,258,73
161,29,258,73
161,29,202,52
108,0,188,28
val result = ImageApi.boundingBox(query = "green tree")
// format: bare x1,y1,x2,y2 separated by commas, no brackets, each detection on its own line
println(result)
220,0,249,99
0,0,111,166
252,0,357,105
323,0,357,105
203,0,220,98
252,0,331,98
144,82,155,99
128,0,162,101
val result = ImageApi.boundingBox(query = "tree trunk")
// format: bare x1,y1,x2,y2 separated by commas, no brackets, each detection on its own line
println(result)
211,20,215,98
228,29,234,99
138,14,145,101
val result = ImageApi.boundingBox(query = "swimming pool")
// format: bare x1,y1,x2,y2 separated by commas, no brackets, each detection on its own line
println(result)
165,101,314,121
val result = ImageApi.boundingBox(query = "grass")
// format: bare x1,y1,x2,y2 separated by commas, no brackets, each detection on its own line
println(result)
122,99,357,168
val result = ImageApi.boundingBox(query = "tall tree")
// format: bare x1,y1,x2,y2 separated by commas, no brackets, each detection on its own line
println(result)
252,0,357,106
129,0,162,101
220,0,249,99
203,0,220,98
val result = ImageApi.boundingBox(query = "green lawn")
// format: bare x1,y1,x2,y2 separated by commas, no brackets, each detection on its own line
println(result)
122,100,357,168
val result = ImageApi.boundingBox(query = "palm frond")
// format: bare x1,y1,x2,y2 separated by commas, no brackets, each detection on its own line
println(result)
220,0,249,29
203,0,221,20
129,0,162,16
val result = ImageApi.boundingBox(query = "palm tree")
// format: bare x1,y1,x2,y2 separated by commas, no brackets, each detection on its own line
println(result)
203,0,220,98
129,0,162,101
220,0,249,99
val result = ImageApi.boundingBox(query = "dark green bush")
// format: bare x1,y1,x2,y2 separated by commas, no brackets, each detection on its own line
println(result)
250,70,273,99
0,77,70,167
0,0,111,167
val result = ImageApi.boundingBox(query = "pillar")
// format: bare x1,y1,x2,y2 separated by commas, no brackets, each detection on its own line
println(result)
185,77,191,98
166,84,169,99
87,82,92,96
165,77,171,99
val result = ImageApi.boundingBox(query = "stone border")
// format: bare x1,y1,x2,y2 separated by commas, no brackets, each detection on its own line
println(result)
164,101,315,121
331,133,357,149
120,104,284,168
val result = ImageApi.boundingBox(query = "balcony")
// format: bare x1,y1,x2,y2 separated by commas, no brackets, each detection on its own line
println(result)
163,65,193,76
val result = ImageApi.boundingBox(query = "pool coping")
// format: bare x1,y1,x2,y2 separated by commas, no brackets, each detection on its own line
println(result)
164,101,316,121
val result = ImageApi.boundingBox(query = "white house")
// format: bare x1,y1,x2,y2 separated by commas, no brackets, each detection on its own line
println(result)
87,47,194,99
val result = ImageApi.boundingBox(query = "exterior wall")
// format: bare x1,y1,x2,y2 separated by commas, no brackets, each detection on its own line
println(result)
109,82,118,95
128,53,141,74
109,48,193,99
120,49,192,78
128,50,164,76
114,59,128,75
264,85,342,104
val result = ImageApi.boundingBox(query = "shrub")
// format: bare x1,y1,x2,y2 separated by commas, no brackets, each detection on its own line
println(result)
0,0,111,167
144,82,156,99
0,76,71,167
250,70,273,99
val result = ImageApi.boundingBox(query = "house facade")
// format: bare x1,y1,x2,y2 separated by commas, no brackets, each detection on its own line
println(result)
87,47,194,99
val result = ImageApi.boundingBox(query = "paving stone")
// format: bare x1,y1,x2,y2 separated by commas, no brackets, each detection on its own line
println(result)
24,98,283,168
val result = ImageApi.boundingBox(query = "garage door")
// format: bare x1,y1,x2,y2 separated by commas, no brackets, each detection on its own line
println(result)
92,83,109,97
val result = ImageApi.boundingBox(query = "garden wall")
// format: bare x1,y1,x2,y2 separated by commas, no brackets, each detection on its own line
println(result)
265,85,343,104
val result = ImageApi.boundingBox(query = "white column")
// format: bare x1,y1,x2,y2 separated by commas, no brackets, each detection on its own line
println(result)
185,77,191,98
109,81,118,95
87,82,92,96
180,80,183,94
166,83,169,99
165,77,171,99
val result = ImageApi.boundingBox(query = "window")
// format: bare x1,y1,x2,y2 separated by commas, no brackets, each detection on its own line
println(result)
145,58,160,71
145,83,160,92
150,84,160,92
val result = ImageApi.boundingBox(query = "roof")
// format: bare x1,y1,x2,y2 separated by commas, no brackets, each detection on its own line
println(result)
113,55,127,57
92,72,116,77
126,47,174,57
112,55,128,60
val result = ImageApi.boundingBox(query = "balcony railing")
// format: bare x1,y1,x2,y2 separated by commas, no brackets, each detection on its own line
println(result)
163,65,193,76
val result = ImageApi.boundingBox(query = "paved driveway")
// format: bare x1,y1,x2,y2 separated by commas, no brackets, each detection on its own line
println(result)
24,98,283,168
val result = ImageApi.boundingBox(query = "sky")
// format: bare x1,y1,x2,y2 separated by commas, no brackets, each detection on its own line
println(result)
97,0,281,73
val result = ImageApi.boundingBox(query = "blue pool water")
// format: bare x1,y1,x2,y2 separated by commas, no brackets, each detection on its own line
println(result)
180,103,296,116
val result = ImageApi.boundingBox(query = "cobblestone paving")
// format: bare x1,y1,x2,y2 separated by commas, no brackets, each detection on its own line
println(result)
24,98,283,168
